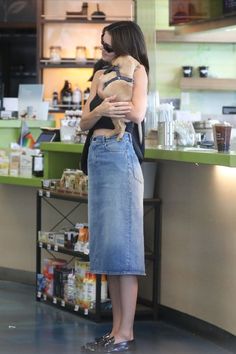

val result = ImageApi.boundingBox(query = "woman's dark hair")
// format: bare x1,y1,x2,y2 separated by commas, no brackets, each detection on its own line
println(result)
102,21,149,76
88,59,109,81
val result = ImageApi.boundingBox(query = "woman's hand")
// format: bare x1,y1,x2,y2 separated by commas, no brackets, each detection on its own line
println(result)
95,95,131,119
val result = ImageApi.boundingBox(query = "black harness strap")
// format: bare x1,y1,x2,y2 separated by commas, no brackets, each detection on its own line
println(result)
103,65,133,89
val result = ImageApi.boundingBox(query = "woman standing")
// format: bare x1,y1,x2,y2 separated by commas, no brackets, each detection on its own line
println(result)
80,21,149,353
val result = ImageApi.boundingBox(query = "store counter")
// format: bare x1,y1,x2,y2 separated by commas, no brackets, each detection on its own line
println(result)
1,142,236,187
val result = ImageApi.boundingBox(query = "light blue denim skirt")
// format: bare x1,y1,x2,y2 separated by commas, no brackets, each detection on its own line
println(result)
88,132,145,275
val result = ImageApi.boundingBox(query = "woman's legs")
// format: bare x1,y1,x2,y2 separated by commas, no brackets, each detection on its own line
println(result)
108,275,122,335
108,275,138,343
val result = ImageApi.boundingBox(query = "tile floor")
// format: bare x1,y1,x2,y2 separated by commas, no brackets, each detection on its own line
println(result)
0,280,234,354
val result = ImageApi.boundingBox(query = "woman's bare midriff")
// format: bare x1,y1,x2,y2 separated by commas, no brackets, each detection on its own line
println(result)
93,128,114,137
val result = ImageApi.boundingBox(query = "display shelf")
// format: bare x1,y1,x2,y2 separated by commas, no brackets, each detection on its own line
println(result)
37,0,135,95
36,293,153,321
40,18,114,24
36,189,161,321
38,189,88,202
175,16,236,35
180,77,236,91
40,58,96,68
156,29,236,43
38,241,89,259
36,292,108,321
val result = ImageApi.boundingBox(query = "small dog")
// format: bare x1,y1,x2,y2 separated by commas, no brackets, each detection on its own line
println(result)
97,55,140,140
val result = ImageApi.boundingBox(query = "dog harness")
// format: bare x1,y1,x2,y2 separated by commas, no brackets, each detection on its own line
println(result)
103,65,134,89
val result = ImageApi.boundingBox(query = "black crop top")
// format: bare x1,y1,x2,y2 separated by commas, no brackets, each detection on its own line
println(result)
90,94,114,130
88,93,145,163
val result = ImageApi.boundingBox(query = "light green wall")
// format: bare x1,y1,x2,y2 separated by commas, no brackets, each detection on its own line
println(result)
156,0,171,29
157,42,236,98
136,0,158,91
154,0,236,113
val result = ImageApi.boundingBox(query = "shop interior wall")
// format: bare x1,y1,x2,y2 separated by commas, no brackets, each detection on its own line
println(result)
158,161,236,336
156,0,236,114
152,0,236,336
0,185,87,277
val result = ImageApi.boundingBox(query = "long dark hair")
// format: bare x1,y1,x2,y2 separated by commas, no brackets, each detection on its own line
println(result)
102,21,149,76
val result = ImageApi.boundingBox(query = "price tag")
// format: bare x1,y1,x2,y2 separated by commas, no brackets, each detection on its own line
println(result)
61,300,65,307
54,245,58,252
38,189,43,197
43,294,47,301
39,242,43,248
37,291,42,298
53,297,57,304
74,305,79,312
47,244,51,250
46,191,51,198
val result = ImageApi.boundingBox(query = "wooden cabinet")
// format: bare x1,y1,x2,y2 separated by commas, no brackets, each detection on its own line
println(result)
36,0,135,104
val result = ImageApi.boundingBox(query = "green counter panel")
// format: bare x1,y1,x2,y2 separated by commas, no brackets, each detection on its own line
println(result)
0,175,42,187
1,141,236,188
145,147,236,167
44,151,81,179
41,143,236,168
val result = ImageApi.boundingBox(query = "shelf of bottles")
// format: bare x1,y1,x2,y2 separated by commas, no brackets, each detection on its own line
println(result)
40,58,97,68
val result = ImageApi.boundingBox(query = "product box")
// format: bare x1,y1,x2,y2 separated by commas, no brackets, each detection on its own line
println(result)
9,152,21,176
42,258,67,297
20,154,32,177
0,154,9,176
53,267,72,299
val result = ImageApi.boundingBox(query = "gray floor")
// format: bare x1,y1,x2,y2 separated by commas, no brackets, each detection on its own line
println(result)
0,280,234,354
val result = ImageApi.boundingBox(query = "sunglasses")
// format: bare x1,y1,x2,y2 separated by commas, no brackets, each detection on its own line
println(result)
101,39,114,53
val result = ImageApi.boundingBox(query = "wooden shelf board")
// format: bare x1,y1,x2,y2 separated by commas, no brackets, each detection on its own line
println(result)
175,16,236,34
180,78,236,91
156,30,236,43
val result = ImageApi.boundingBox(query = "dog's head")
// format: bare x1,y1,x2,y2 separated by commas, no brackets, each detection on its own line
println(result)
111,55,139,77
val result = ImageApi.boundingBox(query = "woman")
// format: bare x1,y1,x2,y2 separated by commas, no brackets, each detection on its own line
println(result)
80,21,149,353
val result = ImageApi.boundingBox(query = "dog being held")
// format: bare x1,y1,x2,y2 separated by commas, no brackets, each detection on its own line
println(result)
97,55,140,140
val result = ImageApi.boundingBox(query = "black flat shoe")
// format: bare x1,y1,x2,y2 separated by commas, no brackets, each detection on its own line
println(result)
95,332,111,344
81,332,111,352
102,338,136,352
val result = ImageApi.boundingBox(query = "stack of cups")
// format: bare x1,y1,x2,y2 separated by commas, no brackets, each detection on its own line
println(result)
157,103,174,147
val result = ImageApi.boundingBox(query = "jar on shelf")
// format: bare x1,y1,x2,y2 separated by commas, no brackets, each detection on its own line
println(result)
93,46,101,60
49,46,61,63
75,46,87,63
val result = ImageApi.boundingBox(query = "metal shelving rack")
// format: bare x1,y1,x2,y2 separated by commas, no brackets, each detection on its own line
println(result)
36,189,161,321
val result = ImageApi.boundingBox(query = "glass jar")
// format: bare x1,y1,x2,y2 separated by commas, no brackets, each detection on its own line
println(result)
49,46,61,63
75,46,86,63
93,46,101,60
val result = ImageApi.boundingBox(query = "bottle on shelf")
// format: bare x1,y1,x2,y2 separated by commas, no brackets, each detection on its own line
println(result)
101,274,108,302
52,89,59,108
61,80,73,108
83,87,90,106
72,85,82,109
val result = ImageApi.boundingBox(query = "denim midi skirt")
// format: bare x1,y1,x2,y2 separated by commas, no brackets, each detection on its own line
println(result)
88,133,145,275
